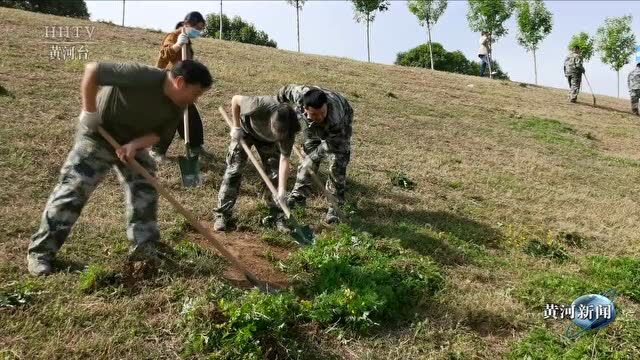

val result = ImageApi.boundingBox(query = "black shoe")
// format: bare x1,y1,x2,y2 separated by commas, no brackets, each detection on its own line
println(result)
287,195,306,210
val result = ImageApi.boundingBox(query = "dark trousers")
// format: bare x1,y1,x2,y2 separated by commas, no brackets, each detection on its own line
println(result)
479,54,488,77
153,103,204,154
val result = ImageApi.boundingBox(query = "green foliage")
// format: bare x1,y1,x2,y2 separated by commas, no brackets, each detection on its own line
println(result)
203,13,277,48
0,281,40,308
568,32,595,61
0,0,89,18
395,42,509,79
466,0,514,40
407,0,448,28
514,0,552,52
523,239,569,263
581,256,640,302
284,225,444,331
387,170,416,190
77,264,120,294
596,15,636,72
182,286,302,359
350,0,390,23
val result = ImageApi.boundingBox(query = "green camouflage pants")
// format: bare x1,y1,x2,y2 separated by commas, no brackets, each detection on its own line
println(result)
567,74,582,102
630,89,640,114
214,136,281,218
28,129,159,262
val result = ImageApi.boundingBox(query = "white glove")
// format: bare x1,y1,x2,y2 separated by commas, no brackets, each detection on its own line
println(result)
176,33,189,46
273,192,287,207
230,127,245,141
79,110,102,132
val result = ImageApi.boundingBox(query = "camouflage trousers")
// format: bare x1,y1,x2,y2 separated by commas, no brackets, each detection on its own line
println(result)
290,142,351,208
630,89,640,114
28,129,159,262
567,74,582,101
214,136,281,218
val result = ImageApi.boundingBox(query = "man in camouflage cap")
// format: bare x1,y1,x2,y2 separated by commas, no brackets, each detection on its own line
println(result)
27,60,213,276
564,45,585,103
213,95,301,232
628,62,640,115
277,84,353,224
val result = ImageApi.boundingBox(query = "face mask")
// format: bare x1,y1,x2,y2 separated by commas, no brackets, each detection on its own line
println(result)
186,27,202,39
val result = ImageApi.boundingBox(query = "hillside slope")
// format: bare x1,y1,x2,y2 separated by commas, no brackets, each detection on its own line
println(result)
1,8,639,359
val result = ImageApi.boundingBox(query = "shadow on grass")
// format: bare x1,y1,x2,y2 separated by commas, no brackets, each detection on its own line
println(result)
344,179,502,267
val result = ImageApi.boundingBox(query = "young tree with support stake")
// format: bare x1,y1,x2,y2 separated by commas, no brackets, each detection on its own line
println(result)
286,0,305,52
350,0,390,63
596,15,636,98
514,0,552,85
467,0,514,79
407,0,448,71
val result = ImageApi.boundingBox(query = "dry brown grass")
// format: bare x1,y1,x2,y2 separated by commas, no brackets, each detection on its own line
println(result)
1,7,639,359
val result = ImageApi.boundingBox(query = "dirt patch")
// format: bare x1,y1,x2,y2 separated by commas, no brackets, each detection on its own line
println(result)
188,227,292,289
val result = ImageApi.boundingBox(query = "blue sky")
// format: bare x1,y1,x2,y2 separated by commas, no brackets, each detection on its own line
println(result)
86,0,640,99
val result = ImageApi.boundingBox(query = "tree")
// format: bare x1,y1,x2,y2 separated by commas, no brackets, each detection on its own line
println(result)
0,0,89,18
350,0,390,62
466,0,514,78
514,0,552,84
568,32,595,62
407,0,448,70
596,15,636,98
203,13,277,48
396,42,509,79
286,0,305,52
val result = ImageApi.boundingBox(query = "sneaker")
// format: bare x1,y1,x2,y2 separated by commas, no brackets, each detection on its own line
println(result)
325,208,340,224
27,255,53,276
275,218,291,234
214,214,230,231
287,195,306,210
148,149,167,164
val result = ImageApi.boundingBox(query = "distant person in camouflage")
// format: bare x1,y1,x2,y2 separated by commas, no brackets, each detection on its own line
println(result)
628,62,640,115
213,95,301,232
27,61,213,276
564,45,585,103
277,85,353,224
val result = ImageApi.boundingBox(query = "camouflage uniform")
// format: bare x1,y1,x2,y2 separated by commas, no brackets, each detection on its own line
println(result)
28,62,185,268
628,65,640,115
214,96,295,222
28,127,159,263
214,137,281,219
564,52,584,102
277,84,353,211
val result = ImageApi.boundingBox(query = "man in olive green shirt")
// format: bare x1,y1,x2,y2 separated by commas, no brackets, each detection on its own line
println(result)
27,60,213,276
214,95,300,232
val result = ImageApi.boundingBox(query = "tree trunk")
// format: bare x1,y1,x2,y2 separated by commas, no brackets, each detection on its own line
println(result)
366,17,370,63
122,0,125,26
533,48,538,85
219,0,223,40
296,1,300,52
617,70,620,98
488,32,493,79
427,22,434,70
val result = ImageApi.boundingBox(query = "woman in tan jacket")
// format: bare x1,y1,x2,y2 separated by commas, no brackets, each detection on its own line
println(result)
150,11,207,162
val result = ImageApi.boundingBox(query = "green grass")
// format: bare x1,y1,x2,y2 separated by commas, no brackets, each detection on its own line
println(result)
581,256,640,302
2,6,640,358
509,116,593,153
509,318,640,359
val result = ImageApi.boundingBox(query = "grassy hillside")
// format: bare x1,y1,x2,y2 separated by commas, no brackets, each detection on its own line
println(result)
1,7,640,359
